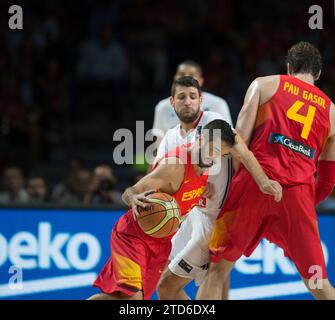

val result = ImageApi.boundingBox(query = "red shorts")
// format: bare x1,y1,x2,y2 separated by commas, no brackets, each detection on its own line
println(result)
210,167,327,279
93,210,171,299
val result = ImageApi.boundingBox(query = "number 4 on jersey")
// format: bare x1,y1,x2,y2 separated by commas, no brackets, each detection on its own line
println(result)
286,100,316,139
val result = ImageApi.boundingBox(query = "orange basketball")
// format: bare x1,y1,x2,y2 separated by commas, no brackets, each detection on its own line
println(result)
137,192,181,238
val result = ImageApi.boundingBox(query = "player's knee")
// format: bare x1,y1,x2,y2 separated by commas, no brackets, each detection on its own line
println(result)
208,260,233,278
208,262,222,275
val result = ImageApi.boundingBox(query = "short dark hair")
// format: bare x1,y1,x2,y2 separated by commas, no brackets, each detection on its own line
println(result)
170,76,202,97
286,42,322,78
203,119,236,147
177,60,203,75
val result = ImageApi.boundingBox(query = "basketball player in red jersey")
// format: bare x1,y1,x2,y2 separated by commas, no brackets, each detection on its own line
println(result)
87,78,282,300
198,42,335,300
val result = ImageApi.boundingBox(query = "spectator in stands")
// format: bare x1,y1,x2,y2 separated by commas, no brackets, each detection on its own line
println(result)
74,169,92,203
37,57,68,146
51,157,83,202
77,24,128,82
27,175,48,204
84,164,124,206
0,166,29,204
76,23,128,116
55,168,92,205
0,74,42,169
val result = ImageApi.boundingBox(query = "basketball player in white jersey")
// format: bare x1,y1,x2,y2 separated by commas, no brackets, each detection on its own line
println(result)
154,76,279,300
152,60,232,155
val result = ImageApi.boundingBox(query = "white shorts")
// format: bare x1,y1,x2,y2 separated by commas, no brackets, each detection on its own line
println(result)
168,207,218,286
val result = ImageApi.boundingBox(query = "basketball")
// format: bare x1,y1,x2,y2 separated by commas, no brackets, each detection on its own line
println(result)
137,192,181,238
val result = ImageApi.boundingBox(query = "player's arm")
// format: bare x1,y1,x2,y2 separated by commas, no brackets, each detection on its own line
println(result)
234,76,279,172
231,79,261,172
230,132,282,202
315,103,335,205
235,79,261,145
122,157,184,219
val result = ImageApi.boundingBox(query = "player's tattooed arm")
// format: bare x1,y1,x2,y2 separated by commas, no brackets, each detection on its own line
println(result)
231,133,283,202
122,157,185,219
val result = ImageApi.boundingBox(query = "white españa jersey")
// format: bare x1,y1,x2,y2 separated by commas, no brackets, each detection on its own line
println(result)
154,111,233,216
152,92,232,134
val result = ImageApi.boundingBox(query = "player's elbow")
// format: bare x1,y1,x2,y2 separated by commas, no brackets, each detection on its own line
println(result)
121,189,131,206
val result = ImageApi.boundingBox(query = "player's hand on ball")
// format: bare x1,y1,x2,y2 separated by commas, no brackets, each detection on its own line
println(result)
203,182,215,199
259,179,282,202
131,189,156,220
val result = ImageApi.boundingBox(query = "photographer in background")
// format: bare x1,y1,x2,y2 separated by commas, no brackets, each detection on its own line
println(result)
84,164,124,207
27,175,48,205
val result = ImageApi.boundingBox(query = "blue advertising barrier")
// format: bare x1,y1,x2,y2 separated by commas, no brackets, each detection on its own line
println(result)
0,208,334,300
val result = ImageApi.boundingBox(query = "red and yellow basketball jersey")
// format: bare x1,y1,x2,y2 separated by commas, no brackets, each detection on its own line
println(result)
94,147,209,299
249,75,332,185
154,144,208,216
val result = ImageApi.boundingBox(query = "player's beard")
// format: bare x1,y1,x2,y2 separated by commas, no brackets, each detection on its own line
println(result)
175,107,200,124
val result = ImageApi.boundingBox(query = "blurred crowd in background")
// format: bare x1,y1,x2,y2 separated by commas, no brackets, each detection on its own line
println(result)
0,158,135,208
0,0,334,208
